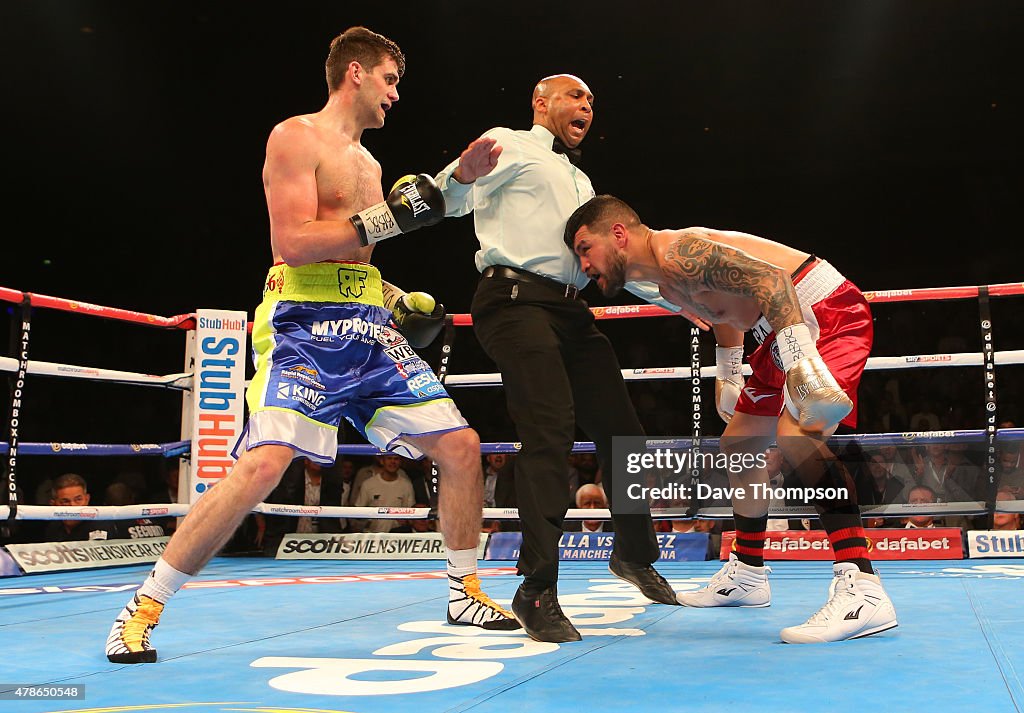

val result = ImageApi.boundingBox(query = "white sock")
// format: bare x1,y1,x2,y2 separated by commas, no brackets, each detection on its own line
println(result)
136,558,191,604
446,547,477,584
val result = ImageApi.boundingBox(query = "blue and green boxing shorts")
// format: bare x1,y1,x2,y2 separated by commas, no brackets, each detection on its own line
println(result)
232,261,468,464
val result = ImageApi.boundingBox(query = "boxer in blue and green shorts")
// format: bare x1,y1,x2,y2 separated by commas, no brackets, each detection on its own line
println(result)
106,27,517,665
240,260,467,463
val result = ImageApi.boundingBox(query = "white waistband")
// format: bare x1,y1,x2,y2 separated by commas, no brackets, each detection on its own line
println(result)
794,259,846,306
750,260,847,344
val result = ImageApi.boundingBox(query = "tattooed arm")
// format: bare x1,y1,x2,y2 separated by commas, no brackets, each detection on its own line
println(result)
662,229,802,331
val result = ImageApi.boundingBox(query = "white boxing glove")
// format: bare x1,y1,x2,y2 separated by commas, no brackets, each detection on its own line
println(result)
715,345,745,423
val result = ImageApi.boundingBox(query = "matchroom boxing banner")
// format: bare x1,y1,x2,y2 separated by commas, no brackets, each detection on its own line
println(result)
188,309,247,503
720,529,964,561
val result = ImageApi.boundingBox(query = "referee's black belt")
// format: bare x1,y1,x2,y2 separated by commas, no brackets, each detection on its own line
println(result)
481,265,581,299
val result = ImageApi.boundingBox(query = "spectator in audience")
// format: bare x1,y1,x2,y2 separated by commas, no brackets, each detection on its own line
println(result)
878,445,916,488
574,453,600,486
352,455,411,505
671,517,714,534
482,453,508,508
997,445,1024,497
993,488,1021,531
494,454,518,509
903,485,939,529
337,457,356,503
565,484,611,533
399,456,432,504
353,455,416,533
670,515,717,559
483,453,519,532
34,478,54,507
911,443,980,503
566,452,601,506
113,469,148,505
105,482,167,540
338,457,356,484
944,438,977,470
45,473,118,542
261,458,346,552
664,490,718,558
147,460,181,504
858,451,913,512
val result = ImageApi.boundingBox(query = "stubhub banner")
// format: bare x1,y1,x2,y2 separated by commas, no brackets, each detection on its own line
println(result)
189,309,247,502
485,531,709,561
968,530,1024,558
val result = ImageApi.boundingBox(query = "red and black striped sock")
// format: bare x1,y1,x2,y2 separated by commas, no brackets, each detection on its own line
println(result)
821,512,872,574
733,513,768,567
796,452,873,574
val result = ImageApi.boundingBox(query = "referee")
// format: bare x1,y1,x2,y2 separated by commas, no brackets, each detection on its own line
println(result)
436,73,679,643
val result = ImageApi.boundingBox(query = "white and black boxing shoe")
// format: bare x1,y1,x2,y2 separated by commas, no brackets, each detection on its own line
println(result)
447,573,521,630
676,553,772,607
106,593,164,663
780,562,898,644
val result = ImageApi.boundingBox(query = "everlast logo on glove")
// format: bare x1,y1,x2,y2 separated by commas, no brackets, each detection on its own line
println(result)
796,375,831,400
350,173,447,246
398,183,432,217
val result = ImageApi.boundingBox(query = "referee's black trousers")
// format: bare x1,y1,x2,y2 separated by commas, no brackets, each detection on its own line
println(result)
471,273,660,588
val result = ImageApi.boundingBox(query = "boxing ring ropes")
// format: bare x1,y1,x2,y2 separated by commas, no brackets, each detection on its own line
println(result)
3,280,1024,531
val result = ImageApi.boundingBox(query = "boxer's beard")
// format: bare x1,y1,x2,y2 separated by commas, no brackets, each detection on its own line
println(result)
599,249,627,297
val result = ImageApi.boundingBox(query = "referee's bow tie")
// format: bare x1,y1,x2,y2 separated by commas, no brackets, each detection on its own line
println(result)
551,137,582,166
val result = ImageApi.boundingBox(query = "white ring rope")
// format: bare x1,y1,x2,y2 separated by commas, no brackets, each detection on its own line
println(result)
7,499,1021,522
0,356,192,390
444,350,1024,387
4,349,1021,394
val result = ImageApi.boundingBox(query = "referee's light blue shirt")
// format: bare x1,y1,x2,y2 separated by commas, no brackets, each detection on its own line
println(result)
436,123,681,312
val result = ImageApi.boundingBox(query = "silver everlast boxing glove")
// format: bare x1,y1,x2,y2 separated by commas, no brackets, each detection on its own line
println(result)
350,173,446,246
381,281,445,349
777,323,852,432
715,345,745,423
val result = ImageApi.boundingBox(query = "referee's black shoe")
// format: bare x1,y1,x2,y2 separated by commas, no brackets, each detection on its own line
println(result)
511,584,582,643
609,553,680,605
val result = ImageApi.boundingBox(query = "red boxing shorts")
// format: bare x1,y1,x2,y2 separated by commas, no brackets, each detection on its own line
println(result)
734,259,872,428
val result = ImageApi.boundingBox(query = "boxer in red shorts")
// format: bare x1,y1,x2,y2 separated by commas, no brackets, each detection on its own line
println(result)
563,194,897,644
